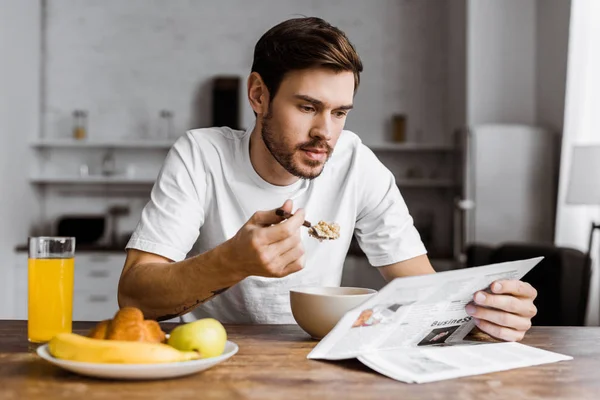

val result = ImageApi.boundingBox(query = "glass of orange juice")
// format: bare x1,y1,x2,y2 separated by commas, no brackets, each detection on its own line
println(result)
28,236,75,343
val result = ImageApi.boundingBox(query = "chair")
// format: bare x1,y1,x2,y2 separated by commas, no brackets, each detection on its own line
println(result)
464,242,592,326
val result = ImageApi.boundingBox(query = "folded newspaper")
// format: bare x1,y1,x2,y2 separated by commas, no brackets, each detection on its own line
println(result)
308,257,573,383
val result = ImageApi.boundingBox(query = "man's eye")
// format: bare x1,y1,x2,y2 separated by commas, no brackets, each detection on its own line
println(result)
300,105,315,113
334,111,348,118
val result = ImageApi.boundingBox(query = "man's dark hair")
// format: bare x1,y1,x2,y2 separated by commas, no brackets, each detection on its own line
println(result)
251,17,363,101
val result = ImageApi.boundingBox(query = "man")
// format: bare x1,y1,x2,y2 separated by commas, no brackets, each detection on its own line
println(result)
118,17,537,342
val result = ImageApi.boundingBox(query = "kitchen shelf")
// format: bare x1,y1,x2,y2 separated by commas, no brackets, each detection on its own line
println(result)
365,143,455,152
30,138,176,149
396,179,456,188
30,175,157,185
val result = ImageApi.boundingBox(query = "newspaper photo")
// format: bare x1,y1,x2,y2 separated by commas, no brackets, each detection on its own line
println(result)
307,257,573,383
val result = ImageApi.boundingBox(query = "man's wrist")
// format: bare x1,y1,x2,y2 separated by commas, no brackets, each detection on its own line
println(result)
212,238,248,283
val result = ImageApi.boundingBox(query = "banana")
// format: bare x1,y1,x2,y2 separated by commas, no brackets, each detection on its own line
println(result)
49,333,201,364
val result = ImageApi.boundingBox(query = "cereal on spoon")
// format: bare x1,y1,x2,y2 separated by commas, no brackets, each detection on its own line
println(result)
275,209,340,242
308,220,340,242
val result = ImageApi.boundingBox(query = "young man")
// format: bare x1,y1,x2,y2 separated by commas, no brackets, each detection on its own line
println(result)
118,17,537,342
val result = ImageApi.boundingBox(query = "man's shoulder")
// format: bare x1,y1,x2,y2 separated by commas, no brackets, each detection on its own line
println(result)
328,129,392,181
332,129,373,163
185,126,245,148
164,126,244,173
333,129,360,155
169,126,245,160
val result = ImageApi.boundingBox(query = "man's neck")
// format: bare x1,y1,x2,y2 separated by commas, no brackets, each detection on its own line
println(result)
248,125,300,187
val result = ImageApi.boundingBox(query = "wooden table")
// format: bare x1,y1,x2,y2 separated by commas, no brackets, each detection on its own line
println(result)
1,321,599,400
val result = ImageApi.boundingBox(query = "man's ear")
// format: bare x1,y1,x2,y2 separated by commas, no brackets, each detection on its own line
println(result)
247,72,269,116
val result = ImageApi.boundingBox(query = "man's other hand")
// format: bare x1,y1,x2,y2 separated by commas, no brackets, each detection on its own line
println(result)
465,280,538,342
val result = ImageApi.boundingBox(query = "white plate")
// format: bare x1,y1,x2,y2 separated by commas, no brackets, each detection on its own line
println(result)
37,341,239,380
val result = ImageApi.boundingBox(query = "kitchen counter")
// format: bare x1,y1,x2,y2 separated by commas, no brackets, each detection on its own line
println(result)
1,321,599,399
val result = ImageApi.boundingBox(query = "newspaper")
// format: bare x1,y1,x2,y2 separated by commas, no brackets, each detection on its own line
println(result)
307,257,573,383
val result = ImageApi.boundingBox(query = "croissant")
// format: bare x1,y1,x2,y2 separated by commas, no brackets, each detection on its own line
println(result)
88,307,166,343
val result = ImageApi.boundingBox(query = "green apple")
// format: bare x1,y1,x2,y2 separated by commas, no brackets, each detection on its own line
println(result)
167,318,227,358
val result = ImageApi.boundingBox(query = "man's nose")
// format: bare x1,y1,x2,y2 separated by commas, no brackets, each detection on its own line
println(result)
310,113,333,142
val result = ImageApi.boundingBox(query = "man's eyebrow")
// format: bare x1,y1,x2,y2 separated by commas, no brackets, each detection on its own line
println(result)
294,94,353,110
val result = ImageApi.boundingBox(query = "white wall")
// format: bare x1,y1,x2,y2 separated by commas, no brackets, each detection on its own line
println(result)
536,0,571,134
43,0,450,146
0,0,41,318
466,0,571,131
467,0,537,126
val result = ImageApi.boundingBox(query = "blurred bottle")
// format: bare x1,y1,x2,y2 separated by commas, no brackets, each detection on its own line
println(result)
158,110,174,139
393,114,406,142
72,110,88,140
79,164,89,177
101,151,116,176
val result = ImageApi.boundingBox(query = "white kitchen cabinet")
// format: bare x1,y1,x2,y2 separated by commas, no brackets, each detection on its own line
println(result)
72,253,124,321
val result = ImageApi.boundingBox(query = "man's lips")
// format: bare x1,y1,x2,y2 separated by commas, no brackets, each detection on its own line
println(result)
302,148,328,154
302,148,329,161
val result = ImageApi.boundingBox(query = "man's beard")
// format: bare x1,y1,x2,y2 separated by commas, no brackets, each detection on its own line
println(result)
261,110,333,180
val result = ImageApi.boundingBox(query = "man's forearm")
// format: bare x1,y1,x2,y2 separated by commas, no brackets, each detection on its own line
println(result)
117,241,243,321
378,254,436,281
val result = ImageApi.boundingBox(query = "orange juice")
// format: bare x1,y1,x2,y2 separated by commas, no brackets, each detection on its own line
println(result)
27,257,75,342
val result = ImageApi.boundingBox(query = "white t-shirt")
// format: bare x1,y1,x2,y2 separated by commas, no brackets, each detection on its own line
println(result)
126,125,427,324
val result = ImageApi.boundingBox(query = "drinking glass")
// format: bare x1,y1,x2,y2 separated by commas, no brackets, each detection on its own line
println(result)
27,236,75,343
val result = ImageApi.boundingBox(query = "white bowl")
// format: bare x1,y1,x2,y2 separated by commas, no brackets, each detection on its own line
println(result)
290,287,377,339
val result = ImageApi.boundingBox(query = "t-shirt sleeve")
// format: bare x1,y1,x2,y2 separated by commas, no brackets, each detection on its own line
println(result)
125,132,206,262
353,144,427,267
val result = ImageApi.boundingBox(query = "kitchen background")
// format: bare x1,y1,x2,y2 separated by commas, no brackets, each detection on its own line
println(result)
0,0,572,321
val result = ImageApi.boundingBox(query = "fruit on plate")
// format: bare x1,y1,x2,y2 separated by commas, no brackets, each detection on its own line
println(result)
88,307,166,343
167,318,227,358
49,332,200,364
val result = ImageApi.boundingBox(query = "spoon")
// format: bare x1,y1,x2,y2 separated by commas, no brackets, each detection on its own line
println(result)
275,209,328,240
